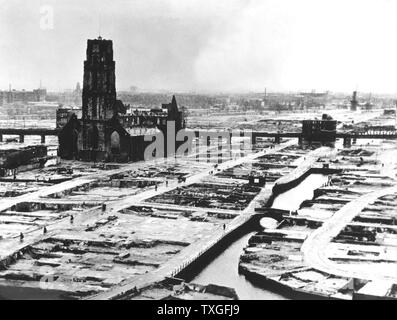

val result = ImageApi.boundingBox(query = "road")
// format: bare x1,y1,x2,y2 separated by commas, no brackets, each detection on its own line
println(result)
301,186,397,282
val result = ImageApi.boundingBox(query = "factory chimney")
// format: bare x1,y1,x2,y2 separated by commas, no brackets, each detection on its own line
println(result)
350,91,358,111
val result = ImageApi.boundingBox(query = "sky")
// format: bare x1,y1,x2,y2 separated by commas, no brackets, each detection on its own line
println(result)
0,0,396,94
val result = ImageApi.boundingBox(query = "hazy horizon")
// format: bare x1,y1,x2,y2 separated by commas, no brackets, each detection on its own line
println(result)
1,0,396,94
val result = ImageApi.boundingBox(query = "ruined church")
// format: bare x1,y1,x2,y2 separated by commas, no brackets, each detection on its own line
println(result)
58,37,185,162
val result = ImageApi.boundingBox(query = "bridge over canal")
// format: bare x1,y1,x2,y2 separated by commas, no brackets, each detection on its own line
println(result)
0,126,395,146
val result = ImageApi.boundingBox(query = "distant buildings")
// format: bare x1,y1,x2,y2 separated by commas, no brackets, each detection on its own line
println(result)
0,87,46,105
53,83,82,107
349,91,377,112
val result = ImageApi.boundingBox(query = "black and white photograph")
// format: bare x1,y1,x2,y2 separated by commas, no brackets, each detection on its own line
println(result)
0,0,396,306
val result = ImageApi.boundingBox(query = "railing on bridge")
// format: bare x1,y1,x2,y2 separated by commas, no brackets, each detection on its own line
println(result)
356,128,397,136
336,126,397,139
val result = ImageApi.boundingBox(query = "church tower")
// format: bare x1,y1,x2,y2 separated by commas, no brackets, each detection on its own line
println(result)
79,37,119,160
82,37,117,120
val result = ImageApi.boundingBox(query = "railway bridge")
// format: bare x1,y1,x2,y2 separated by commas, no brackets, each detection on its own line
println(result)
192,127,396,146
0,126,395,148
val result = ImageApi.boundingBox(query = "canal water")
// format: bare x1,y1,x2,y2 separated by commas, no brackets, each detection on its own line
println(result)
191,231,287,300
190,173,329,300
271,174,329,211
0,286,68,300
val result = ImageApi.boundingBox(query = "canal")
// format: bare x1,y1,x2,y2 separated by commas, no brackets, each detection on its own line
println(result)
271,173,329,211
189,173,329,299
